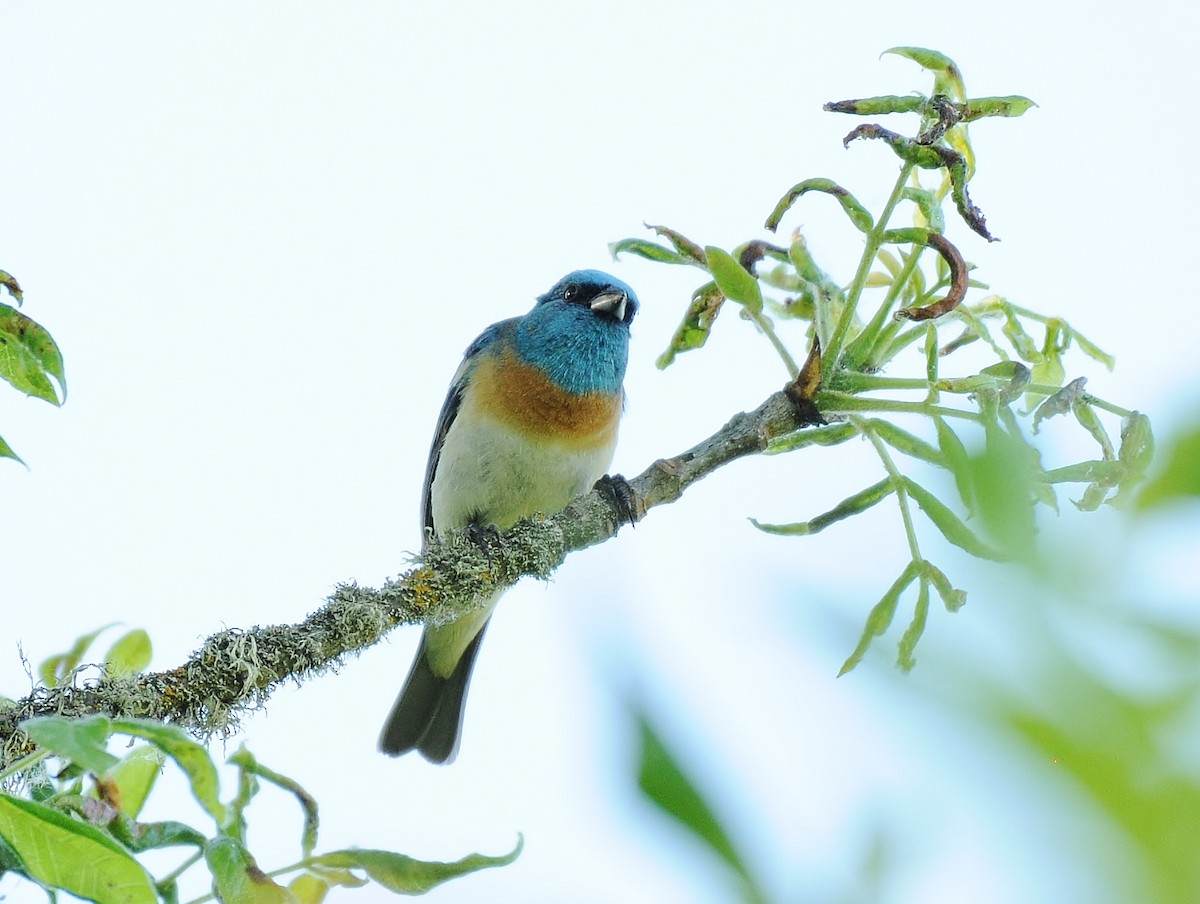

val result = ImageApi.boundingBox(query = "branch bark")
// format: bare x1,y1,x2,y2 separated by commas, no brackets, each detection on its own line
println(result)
1,389,805,767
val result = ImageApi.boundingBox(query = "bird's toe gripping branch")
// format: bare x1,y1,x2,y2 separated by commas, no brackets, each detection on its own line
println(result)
593,473,640,529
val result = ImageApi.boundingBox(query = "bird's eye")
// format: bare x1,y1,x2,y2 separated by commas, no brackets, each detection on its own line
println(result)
563,283,578,301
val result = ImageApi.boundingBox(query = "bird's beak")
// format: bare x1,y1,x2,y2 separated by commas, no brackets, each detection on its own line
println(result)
590,291,628,322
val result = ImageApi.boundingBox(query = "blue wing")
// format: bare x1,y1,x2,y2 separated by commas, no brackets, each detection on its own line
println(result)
419,320,512,543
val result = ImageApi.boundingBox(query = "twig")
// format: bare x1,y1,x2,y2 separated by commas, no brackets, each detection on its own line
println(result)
0,391,806,767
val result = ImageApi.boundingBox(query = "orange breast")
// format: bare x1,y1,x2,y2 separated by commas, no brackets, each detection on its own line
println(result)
471,347,622,448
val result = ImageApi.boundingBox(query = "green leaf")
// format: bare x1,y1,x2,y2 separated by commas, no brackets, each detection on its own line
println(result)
0,433,25,466
633,711,762,896
962,96,1037,121
967,414,1039,558
897,578,930,672
0,302,67,404
1135,416,1197,511
764,178,873,233
0,271,24,305
839,561,921,675
765,421,859,454
1113,412,1154,507
869,420,944,466
97,745,166,819
981,360,1031,404
289,873,331,904
656,282,725,369
1073,398,1115,459
109,817,207,853
883,47,965,100
206,836,299,904
823,94,927,116
704,247,762,314
1073,329,1116,370
751,479,895,536
0,791,157,904
110,719,226,826
1032,376,1088,433
607,238,693,266
311,841,523,895
1001,310,1040,362
644,223,708,265
39,623,119,688
104,629,152,679
901,186,945,233
903,478,1008,561
21,715,121,774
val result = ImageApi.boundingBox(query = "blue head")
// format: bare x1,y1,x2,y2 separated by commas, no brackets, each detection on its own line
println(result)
514,270,638,395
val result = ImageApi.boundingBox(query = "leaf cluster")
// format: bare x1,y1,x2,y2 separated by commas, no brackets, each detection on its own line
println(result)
0,629,517,904
611,47,1151,673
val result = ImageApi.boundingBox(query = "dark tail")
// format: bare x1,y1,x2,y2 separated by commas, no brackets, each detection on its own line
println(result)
378,625,488,764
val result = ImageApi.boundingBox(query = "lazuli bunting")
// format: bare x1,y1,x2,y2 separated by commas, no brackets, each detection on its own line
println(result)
379,269,639,763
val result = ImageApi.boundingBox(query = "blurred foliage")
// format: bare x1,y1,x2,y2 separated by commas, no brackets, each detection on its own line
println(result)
0,271,66,465
612,46,1149,675
633,409,1200,902
1136,418,1200,509
0,629,519,903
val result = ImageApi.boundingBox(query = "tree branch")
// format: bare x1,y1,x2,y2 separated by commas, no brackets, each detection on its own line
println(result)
0,389,805,768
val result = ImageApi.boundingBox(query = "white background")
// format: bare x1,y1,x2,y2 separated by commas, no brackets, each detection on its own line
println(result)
3,3,1197,903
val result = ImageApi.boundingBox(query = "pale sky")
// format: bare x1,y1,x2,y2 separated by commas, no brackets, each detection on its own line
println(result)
3,3,1197,903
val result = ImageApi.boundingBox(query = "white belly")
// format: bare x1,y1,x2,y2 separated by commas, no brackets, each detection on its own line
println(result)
430,407,617,534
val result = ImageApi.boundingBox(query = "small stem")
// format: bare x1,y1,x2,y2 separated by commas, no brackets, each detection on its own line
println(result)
158,851,204,890
1083,395,1134,418
823,162,915,379
748,309,800,378
854,417,923,562
835,374,931,392
815,390,983,422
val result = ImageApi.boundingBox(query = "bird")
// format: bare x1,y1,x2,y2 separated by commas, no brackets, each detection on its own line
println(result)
379,269,639,763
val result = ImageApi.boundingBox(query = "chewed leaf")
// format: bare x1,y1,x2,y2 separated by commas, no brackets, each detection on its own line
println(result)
883,47,965,100
645,223,708,264
656,282,725,369
205,837,294,904
765,178,873,233
963,96,1037,120
1033,377,1088,433
824,95,926,116
0,303,67,404
608,238,693,266
0,271,23,304
311,841,523,894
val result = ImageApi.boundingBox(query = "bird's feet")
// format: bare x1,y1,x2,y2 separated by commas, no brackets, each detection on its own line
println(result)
594,473,639,528
465,522,502,552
